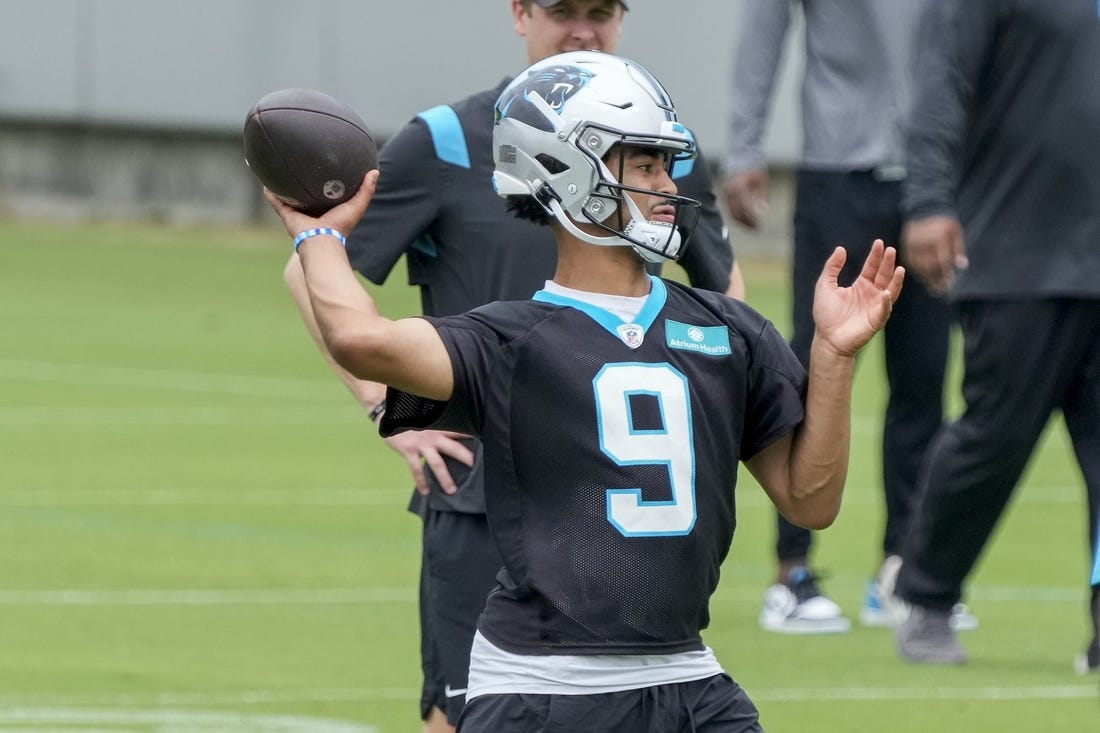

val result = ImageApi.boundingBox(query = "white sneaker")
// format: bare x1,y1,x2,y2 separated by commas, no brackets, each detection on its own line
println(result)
864,555,979,632
859,579,894,627
949,603,980,632
860,555,904,627
759,567,851,635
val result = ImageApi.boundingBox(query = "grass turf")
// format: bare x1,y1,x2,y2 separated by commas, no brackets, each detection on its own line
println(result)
0,218,1095,731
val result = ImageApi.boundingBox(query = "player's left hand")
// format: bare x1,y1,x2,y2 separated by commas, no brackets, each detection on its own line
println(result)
264,170,380,244
812,239,905,357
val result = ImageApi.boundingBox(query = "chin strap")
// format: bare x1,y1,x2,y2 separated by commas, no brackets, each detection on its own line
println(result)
623,219,682,262
545,194,682,263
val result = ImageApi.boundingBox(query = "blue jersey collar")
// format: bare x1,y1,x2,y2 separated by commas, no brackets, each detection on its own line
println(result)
533,275,667,339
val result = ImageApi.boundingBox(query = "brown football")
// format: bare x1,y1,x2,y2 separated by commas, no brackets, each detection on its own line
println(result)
243,88,378,215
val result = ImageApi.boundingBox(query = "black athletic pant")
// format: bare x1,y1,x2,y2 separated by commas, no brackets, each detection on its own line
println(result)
897,299,1100,640
459,674,762,733
776,170,950,564
419,509,502,725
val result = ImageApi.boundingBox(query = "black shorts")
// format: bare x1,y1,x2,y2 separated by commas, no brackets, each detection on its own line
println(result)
457,674,763,733
419,509,502,725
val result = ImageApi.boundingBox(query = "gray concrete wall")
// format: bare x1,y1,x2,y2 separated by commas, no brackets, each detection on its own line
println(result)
0,122,258,225
0,2,804,251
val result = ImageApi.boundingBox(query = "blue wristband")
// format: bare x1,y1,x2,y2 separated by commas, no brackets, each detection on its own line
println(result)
293,227,347,251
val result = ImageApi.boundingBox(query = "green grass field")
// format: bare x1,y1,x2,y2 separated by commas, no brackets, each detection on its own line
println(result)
1,218,1096,732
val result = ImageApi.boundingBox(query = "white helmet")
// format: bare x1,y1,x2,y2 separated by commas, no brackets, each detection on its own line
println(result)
492,51,701,263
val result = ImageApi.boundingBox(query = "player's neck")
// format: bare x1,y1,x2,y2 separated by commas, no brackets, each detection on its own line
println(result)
552,240,652,297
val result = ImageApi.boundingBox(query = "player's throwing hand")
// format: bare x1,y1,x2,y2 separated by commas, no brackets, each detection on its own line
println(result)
264,170,380,246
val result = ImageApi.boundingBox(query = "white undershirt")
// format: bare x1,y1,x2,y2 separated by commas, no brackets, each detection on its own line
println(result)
541,279,647,323
466,631,725,700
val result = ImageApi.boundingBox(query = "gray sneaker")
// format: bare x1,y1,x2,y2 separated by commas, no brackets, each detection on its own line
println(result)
896,604,968,665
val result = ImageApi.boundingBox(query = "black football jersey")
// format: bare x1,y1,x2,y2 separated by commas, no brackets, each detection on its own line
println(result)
346,80,737,515
381,278,805,655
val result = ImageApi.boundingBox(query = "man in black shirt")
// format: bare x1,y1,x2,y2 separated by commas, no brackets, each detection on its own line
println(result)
894,0,1100,670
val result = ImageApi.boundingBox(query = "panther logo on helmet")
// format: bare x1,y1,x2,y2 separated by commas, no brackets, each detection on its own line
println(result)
496,65,594,129
522,64,594,111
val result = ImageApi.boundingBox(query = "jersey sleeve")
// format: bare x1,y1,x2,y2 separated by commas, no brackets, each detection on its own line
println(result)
725,0,791,174
377,313,500,438
344,118,443,285
740,318,807,458
902,0,995,221
1091,537,1100,586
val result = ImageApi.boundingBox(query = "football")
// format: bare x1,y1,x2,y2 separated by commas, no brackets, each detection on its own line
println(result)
243,88,378,216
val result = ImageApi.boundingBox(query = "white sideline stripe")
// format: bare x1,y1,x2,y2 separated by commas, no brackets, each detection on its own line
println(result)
968,585,1088,603
711,581,1086,605
0,588,415,605
0,405,363,425
0,484,1082,508
0,689,410,707
0,684,1093,709
736,483,1083,508
0,584,1082,606
0,488,401,507
0,359,339,400
0,708,376,732
0,412,924,430
749,684,1097,702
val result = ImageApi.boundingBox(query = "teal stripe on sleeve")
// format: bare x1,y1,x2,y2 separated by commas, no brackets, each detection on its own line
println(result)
671,128,696,180
417,105,471,169
1092,520,1100,585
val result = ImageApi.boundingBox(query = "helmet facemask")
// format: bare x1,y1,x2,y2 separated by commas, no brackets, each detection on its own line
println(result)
571,122,702,262
492,51,703,263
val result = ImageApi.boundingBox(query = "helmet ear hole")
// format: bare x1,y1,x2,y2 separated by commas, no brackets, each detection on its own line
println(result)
535,154,569,174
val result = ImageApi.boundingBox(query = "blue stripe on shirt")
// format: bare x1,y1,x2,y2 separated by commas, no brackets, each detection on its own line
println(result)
1092,520,1100,585
417,105,471,169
